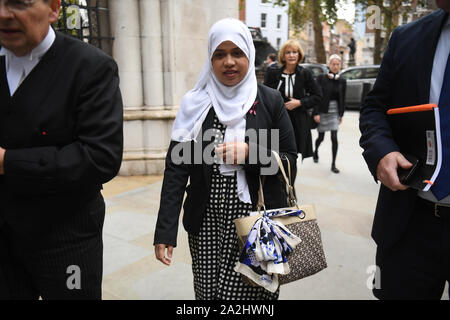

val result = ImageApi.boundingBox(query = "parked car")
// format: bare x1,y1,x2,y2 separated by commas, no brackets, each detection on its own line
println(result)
300,63,328,80
339,65,380,110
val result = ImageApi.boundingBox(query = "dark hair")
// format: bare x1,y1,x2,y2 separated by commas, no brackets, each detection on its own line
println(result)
268,53,277,62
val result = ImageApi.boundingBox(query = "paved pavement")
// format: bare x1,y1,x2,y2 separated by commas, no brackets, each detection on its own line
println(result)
100,110,448,300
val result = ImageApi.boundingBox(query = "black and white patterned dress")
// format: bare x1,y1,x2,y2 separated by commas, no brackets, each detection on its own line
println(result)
188,114,279,300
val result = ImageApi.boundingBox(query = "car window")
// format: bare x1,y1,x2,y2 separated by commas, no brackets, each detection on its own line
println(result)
310,67,325,77
364,68,379,79
340,69,363,80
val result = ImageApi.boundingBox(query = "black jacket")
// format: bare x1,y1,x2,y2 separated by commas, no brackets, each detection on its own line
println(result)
0,32,124,236
264,65,322,159
315,74,346,117
359,9,448,249
263,62,280,83
154,84,298,247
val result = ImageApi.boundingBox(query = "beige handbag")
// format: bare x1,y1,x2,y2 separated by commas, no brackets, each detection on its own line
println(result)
234,151,327,290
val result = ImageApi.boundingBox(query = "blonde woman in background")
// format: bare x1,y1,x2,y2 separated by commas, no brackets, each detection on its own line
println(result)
312,54,347,173
264,40,322,167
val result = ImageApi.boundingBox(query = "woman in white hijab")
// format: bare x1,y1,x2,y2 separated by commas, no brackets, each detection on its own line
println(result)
153,18,297,300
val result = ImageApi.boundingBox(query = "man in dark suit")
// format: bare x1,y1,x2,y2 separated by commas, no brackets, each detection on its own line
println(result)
266,53,279,69
359,1,450,299
0,0,123,299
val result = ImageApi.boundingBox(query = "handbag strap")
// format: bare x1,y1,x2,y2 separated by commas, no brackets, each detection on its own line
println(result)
257,151,298,212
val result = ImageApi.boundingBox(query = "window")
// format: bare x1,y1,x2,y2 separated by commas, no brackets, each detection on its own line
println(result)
261,13,267,28
277,38,281,49
340,69,364,80
364,68,379,79
310,67,325,77
277,15,282,29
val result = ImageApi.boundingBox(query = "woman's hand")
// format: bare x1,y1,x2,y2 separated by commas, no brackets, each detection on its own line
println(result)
314,115,320,123
285,98,301,111
155,244,174,266
215,142,249,164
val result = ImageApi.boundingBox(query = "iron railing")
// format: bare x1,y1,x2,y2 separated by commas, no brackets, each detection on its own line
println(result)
53,0,113,55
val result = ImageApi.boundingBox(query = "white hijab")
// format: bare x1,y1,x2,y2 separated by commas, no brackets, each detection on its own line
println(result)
171,18,257,204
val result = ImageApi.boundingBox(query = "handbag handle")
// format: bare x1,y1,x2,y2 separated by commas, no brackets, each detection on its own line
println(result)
257,151,298,212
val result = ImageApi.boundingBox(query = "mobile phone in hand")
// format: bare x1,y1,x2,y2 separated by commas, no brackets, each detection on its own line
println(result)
397,154,419,185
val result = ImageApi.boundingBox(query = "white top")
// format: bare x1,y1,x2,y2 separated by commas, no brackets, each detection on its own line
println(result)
418,15,450,204
0,27,55,96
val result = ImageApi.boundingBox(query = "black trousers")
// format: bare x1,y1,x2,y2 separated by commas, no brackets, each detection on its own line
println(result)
373,196,450,300
0,192,105,300
0,236,10,299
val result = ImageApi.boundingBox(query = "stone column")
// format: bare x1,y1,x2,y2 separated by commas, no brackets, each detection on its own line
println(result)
130,0,174,175
160,0,177,107
140,0,165,109
110,0,145,175
109,0,143,110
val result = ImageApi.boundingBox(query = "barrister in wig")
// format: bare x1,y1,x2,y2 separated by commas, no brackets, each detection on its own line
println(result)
153,18,297,300
0,0,123,299
313,54,347,174
264,39,322,161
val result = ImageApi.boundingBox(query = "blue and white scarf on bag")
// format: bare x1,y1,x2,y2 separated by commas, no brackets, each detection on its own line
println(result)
234,208,304,293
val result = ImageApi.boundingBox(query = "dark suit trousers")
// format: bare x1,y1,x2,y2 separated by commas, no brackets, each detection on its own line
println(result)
0,193,105,300
0,236,10,299
373,196,450,300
